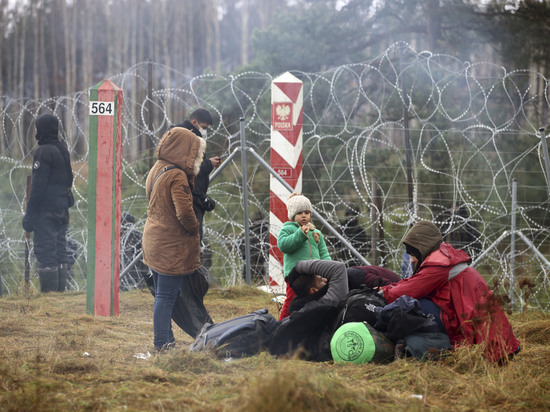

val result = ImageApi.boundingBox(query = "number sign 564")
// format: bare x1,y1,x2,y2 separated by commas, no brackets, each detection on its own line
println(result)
89,101,114,116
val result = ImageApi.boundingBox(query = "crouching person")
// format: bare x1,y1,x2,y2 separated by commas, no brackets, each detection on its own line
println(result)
142,127,212,351
381,221,520,362
269,260,348,361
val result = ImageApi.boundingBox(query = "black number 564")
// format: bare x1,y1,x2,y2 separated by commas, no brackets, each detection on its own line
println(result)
89,101,114,116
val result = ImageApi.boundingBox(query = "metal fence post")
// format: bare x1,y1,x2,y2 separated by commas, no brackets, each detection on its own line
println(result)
510,178,517,309
240,118,252,285
539,127,550,196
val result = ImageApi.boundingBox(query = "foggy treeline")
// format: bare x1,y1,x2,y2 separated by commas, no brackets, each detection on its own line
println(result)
0,0,284,100
1,0,549,102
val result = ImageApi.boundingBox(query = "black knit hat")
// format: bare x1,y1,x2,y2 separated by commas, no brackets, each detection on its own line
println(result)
121,212,135,225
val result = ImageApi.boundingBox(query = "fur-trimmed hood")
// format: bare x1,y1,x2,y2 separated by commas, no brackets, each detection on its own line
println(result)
156,127,206,177
142,127,206,276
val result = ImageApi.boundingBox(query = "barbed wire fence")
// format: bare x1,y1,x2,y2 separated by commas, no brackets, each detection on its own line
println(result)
1,43,549,310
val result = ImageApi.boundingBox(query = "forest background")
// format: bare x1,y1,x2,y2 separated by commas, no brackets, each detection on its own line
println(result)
1,0,549,101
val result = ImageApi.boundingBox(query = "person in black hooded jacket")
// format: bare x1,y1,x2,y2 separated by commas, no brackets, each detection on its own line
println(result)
169,108,222,241
23,114,74,292
269,260,349,361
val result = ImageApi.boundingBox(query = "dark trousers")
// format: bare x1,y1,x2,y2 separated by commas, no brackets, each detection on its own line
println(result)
195,209,205,242
418,298,446,333
150,268,213,342
33,209,69,268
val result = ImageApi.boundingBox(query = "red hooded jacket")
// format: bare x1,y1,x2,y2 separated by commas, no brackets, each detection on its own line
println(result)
382,222,520,362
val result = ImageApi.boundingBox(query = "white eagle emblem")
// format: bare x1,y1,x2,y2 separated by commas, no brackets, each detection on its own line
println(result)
276,104,291,121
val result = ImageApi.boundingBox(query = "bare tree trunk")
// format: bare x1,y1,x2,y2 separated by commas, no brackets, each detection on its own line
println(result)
70,2,77,92
186,0,194,75
241,0,249,66
8,11,16,99
135,1,147,157
5,23,16,156
160,1,171,117
17,7,28,156
6,27,11,102
63,0,77,149
18,8,27,102
82,1,92,92
104,1,112,76
115,1,131,74
258,0,278,29
38,1,48,100
0,0,6,153
129,0,139,161
425,0,441,52
61,0,72,96
143,3,155,157
32,0,40,100
48,2,59,97
7,11,16,151
76,0,93,158
213,0,221,74
136,0,144,65
201,0,218,73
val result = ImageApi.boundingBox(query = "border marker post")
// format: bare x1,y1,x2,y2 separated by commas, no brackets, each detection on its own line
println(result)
86,79,123,316
269,72,303,291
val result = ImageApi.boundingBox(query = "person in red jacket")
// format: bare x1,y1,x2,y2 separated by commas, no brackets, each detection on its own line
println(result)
381,221,520,362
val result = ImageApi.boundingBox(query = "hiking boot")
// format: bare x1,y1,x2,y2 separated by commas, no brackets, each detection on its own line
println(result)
58,263,68,292
38,267,59,292
155,341,176,353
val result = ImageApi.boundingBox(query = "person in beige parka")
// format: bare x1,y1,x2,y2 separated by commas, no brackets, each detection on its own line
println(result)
142,126,210,350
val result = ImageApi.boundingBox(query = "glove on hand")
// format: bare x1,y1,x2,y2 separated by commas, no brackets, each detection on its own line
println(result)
22,213,33,232
203,195,216,212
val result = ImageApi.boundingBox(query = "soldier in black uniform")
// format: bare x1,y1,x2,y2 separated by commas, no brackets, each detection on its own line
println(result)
22,114,74,292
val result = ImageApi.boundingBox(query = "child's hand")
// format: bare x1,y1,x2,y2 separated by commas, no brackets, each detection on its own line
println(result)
301,223,320,242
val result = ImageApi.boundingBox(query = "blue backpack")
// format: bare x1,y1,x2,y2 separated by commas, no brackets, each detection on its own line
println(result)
189,309,279,358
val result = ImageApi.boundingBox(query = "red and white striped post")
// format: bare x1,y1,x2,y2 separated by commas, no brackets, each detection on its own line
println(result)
269,72,303,290
86,79,123,316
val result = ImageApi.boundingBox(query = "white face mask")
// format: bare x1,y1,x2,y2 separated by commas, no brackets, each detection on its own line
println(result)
199,128,208,138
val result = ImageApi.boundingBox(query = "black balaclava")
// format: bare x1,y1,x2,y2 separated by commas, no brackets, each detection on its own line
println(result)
35,114,59,145
35,114,74,187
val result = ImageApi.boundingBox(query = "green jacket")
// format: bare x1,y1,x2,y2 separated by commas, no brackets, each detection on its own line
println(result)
277,221,331,278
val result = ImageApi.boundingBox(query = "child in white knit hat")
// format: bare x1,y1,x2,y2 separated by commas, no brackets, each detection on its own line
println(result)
277,192,331,320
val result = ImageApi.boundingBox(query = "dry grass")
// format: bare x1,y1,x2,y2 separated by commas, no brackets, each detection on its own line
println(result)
0,285,548,412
